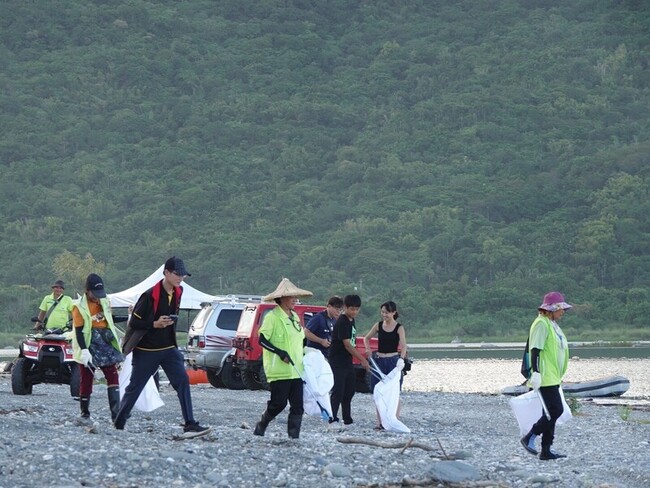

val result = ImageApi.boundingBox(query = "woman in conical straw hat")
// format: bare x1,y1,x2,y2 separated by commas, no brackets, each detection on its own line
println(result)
253,278,312,439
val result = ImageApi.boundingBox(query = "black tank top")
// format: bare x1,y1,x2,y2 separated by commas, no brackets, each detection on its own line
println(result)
377,321,401,353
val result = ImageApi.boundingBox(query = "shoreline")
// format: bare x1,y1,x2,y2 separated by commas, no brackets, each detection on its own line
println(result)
2,340,649,357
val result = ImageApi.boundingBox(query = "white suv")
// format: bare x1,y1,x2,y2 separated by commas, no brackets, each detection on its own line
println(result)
184,295,261,388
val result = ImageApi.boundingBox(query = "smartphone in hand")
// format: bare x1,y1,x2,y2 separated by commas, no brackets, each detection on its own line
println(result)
169,314,179,324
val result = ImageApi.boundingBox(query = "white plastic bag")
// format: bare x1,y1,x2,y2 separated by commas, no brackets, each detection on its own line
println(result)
118,352,164,412
372,363,410,433
302,347,334,418
509,387,572,436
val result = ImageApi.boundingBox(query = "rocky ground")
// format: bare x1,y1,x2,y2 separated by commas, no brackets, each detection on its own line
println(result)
0,376,648,488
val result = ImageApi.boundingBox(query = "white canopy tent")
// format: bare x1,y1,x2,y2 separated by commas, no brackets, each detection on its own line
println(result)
108,265,218,309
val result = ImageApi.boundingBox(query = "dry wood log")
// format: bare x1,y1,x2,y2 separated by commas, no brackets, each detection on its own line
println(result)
591,399,650,411
336,436,455,458
399,437,414,454
361,478,509,487
402,478,510,487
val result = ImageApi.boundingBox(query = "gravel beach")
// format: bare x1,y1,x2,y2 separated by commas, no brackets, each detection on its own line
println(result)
0,375,648,488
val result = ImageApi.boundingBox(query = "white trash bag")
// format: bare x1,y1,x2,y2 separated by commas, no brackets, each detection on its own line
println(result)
301,347,334,419
509,387,572,436
118,352,164,412
372,359,410,433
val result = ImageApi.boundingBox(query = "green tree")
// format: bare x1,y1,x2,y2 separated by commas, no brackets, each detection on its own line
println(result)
52,251,106,296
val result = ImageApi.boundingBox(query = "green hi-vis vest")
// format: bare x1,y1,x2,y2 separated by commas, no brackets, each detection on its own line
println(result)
528,314,569,387
72,295,121,363
259,306,305,382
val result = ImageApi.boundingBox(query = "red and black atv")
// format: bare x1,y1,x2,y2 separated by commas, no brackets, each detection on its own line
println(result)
11,319,80,397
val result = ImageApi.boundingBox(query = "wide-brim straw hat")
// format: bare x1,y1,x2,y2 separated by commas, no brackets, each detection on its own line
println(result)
263,278,313,302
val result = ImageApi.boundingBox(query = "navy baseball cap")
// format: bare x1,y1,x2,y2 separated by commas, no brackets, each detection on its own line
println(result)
86,273,107,298
164,256,191,277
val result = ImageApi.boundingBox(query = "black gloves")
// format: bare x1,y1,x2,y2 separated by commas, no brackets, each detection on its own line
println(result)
259,333,293,364
277,349,293,364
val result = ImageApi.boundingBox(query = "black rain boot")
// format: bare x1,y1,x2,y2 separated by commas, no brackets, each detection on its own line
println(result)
520,429,538,455
80,397,90,419
287,414,302,439
107,387,120,422
539,445,567,460
254,411,272,436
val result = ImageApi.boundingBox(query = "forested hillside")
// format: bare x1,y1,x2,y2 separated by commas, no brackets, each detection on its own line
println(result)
1,0,648,341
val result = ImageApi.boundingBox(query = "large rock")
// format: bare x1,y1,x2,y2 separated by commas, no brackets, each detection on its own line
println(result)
426,460,481,483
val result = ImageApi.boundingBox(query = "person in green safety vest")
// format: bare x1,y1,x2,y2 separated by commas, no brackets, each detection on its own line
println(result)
72,273,123,421
34,280,74,331
253,278,313,439
520,291,572,461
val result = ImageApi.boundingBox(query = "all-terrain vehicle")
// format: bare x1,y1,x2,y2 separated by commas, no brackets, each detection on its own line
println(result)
12,325,80,397
230,303,379,392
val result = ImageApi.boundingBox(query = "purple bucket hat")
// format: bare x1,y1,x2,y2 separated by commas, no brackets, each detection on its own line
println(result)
538,291,572,312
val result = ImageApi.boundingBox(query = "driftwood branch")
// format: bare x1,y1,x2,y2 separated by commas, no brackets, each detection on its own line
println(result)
436,436,451,460
336,436,455,459
402,478,510,487
399,437,414,454
591,399,650,411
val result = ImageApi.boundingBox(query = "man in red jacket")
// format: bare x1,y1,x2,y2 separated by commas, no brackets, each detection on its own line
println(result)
114,257,209,434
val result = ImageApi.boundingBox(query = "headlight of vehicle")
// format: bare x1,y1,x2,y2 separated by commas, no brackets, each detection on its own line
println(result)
23,344,39,353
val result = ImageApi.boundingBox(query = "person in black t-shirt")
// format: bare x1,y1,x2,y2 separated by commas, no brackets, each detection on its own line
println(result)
328,294,369,427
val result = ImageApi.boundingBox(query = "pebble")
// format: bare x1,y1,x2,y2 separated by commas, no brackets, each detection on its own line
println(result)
0,379,648,487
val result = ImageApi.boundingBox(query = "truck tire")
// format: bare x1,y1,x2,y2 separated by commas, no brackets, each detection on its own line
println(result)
258,366,271,391
354,367,372,394
241,365,270,391
240,367,262,390
206,368,225,389
11,358,33,395
221,359,245,390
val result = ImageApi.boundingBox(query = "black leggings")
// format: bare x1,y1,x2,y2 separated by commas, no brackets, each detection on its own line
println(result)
330,366,356,424
531,384,564,448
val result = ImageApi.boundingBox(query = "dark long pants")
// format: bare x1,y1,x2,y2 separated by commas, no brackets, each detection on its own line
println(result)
330,366,356,424
79,363,119,396
531,384,564,448
115,348,194,426
265,378,304,420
